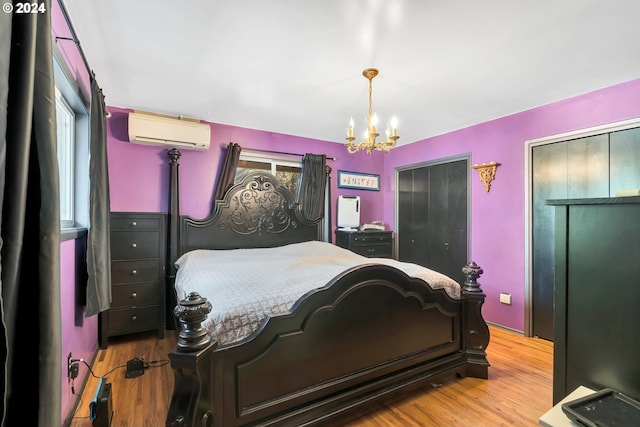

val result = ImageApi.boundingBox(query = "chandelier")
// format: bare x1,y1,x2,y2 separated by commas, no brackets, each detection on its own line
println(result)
346,68,399,154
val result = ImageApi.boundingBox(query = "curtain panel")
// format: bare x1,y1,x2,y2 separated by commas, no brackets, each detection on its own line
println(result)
297,153,327,223
85,73,111,317
213,142,241,203
0,2,62,425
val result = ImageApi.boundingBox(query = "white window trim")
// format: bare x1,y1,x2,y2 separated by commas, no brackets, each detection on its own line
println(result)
53,49,90,233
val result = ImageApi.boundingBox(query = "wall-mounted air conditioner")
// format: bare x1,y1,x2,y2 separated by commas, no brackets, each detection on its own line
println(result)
127,111,211,151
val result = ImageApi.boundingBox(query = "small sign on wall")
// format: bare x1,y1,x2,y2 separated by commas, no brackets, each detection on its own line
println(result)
337,170,380,191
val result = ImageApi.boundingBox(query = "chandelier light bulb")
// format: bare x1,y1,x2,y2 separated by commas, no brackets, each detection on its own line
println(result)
390,116,398,136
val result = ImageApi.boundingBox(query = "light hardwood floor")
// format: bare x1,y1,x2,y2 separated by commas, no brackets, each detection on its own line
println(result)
67,325,553,427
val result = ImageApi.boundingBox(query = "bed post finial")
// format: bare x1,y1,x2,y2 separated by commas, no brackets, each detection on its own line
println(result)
462,261,484,293
168,147,181,163
460,261,490,378
174,292,216,352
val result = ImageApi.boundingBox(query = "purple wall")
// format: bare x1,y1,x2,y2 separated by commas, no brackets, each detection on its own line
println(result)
107,107,387,227
382,77,640,332
60,240,96,424
109,78,640,335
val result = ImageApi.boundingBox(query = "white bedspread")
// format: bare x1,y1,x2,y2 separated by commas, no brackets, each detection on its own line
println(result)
174,240,461,346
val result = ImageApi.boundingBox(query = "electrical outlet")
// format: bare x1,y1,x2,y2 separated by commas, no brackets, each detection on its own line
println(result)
67,352,73,380
499,292,512,305
67,352,79,380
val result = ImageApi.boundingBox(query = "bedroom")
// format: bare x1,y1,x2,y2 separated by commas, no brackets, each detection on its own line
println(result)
2,1,640,426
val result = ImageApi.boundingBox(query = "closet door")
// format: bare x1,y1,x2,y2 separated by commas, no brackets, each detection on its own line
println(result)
427,161,467,283
397,159,468,284
398,167,428,265
532,142,568,341
610,127,640,193
532,133,611,340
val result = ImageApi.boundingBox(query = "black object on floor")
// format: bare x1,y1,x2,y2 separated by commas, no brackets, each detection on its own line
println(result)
562,388,640,427
125,357,145,378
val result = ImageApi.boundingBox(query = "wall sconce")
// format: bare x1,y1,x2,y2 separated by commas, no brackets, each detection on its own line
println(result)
471,161,501,192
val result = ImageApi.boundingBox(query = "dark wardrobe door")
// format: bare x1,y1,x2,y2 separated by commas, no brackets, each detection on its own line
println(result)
398,159,468,284
398,167,429,265
428,161,468,283
531,126,640,340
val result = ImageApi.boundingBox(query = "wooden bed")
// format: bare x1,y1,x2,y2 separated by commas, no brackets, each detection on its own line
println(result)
164,148,490,427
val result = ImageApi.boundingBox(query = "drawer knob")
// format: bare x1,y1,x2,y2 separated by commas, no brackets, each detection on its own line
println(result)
131,315,137,321
131,269,138,275
131,243,137,248
131,221,137,226
131,292,137,299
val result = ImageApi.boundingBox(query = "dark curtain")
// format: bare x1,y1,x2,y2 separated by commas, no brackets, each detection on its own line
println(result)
0,2,62,426
213,142,241,202
85,73,111,317
297,153,327,222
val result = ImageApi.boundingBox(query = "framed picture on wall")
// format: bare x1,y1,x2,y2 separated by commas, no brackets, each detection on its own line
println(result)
337,170,380,191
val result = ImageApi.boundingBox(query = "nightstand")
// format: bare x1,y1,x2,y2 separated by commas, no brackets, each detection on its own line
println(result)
335,230,393,258
99,212,166,348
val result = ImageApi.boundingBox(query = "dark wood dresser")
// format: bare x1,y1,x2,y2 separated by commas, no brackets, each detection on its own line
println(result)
548,196,640,404
99,212,166,348
335,230,393,258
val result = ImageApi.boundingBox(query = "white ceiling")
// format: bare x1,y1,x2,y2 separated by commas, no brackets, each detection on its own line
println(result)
60,0,640,146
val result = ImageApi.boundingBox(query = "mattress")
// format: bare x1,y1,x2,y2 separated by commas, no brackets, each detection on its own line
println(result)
173,240,461,346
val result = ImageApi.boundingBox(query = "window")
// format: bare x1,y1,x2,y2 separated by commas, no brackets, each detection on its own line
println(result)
235,152,331,242
235,154,302,197
53,51,90,233
55,88,75,227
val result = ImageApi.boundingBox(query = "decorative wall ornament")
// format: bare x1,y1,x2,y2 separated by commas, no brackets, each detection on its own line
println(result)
337,170,380,191
471,161,501,192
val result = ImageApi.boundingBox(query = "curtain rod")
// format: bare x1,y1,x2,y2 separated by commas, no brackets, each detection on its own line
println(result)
55,0,111,118
238,146,336,161
55,0,90,77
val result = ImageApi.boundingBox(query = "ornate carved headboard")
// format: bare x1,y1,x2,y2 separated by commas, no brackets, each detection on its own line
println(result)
180,171,324,253
166,148,327,269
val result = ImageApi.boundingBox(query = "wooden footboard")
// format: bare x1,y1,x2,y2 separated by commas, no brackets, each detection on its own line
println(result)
166,262,489,427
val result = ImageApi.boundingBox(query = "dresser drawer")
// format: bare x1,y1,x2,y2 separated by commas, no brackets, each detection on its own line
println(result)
336,230,394,258
111,282,161,309
111,259,160,284
111,215,162,231
100,212,166,349
106,305,160,336
351,244,392,258
351,233,392,245
110,230,160,260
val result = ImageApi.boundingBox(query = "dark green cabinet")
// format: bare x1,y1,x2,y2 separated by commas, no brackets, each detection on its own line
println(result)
549,197,640,404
